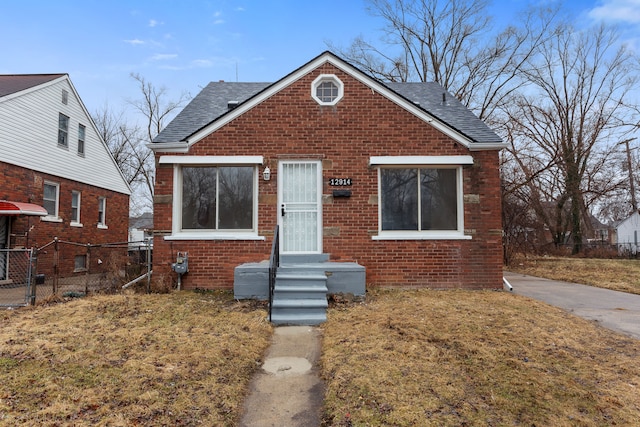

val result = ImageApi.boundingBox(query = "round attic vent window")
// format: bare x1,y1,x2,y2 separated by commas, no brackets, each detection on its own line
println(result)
312,74,343,106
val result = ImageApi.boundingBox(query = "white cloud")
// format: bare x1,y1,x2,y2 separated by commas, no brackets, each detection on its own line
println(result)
214,19,225,25
589,0,640,23
124,39,145,45
149,19,158,27
192,59,214,67
151,53,178,61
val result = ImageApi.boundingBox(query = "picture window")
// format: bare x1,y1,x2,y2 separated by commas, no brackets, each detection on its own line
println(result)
180,166,255,231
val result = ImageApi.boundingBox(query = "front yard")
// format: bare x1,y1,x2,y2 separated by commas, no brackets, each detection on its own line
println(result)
1,263,640,426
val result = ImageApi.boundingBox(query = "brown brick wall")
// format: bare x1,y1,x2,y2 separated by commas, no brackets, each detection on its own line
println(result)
1,161,129,275
153,63,503,290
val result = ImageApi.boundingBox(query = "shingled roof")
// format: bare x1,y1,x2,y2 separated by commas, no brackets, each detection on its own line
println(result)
0,74,65,97
153,52,502,146
154,82,270,143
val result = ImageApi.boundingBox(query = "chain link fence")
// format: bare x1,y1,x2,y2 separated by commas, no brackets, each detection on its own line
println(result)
0,239,152,307
0,248,35,307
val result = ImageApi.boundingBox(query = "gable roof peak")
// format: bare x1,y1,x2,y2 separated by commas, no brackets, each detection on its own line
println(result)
151,51,504,150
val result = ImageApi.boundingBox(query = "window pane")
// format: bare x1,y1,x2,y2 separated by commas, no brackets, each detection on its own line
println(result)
98,197,106,224
78,125,85,154
44,184,57,200
420,169,457,230
43,200,56,216
43,183,57,215
182,167,216,229
317,81,338,102
218,167,254,229
74,255,86,270
71,192,80,222
58,114,69,146
381,169,418,230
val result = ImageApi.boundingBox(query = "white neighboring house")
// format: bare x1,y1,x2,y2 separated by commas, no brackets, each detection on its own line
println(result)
0,74,131,279
615,211,640,254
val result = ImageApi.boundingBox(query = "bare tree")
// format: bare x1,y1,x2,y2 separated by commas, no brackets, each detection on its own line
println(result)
94,75,188,215
92,104,154,214
504,23,639,254
329,0,559,121
128,73,188,144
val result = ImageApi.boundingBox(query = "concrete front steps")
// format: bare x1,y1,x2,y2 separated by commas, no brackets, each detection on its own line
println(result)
234,254,366,326
270,270,329,326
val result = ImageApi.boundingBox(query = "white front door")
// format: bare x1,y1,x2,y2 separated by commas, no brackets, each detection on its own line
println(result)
278,160,322,254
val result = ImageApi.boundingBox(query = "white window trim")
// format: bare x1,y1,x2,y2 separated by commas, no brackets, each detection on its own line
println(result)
369,155,474,166
311,74,344,106
167,158,264,241
70,191,83,227
159,155,263,165
372,157,472,240
42,181,61,222
97,197,108,229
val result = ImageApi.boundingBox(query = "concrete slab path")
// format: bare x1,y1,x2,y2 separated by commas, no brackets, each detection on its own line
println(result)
239,326,325,427
504,271,640,340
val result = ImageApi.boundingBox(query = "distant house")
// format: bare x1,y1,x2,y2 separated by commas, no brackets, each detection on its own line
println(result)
0,74,131,279
615,211,640,254
150,51,506,300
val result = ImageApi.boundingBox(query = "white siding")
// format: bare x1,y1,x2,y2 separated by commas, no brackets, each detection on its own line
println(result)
0,77,130,195
616,212,640,253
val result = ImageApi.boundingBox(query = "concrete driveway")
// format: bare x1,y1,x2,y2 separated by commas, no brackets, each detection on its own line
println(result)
504,271,640,340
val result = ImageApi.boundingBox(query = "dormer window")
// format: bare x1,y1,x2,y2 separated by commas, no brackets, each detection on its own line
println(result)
312,74,343,106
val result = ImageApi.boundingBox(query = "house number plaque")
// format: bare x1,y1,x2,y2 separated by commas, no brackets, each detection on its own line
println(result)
329,178,352,186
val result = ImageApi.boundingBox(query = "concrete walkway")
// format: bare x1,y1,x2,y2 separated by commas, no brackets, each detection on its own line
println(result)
504,271,640,340
239,326,324,427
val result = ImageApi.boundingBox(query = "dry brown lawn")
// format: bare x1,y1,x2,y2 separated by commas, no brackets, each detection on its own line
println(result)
507,256,640,295
4,258,640,427
321,289,640,426
0,291,272,426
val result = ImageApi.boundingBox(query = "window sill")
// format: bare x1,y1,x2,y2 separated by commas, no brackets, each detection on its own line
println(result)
372,232,472,240
165,232,265,241
70,222,83,228
41,216,63,223
97,224,108,230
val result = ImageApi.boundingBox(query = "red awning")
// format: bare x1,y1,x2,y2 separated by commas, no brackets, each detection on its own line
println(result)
0,200,48,216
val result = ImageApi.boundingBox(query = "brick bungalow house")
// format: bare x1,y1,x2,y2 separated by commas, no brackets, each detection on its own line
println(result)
150,52,506,323
0,74,131,282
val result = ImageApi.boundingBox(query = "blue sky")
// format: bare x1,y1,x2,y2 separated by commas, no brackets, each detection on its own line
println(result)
2,0,639,123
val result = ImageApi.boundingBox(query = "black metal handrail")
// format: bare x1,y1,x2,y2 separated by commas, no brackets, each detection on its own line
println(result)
268,225,280,322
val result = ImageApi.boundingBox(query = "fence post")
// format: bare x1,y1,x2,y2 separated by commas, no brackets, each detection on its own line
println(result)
29,249,36,305
85,244,91,295
53,237,59,295
146,238,151,294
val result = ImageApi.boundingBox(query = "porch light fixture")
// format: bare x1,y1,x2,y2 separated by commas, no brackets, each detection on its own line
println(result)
263,166,271,181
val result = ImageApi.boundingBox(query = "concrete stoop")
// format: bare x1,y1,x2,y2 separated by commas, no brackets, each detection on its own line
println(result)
270,271,328,326
234,254,366,326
